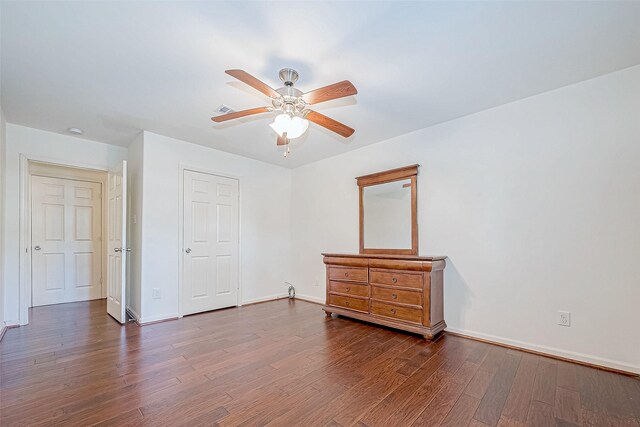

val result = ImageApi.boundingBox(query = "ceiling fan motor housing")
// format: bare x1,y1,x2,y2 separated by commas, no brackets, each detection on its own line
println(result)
279,68,299,87
274,85,304,114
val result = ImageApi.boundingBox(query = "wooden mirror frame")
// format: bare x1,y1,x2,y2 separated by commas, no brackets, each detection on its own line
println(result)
356,164,419,256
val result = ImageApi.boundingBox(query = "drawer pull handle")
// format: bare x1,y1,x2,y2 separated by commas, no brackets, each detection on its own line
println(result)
391,308,396,314
345,301,350,306
346,287,351,292
345,272,349,277
392,293,397,299
392,277,397,283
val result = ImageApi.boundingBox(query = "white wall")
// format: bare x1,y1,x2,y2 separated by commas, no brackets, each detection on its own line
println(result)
0,107,6,332
135,132,292,322
1,125,291,325
291,65,640,373
0,0,4,335
2,125,128,324
126,132,144,319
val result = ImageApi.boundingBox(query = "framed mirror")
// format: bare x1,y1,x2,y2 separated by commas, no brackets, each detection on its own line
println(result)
357,165,419,255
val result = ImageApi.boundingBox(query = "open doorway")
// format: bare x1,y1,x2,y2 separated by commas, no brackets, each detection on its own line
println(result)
19,158,129,325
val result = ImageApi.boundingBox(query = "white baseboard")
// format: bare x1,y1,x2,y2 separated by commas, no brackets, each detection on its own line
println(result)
446,327,640,375
135,295,290,324
294,294,325,305
240,293,324,306
241,293,288,306
0,321,20,341
137,313,180,325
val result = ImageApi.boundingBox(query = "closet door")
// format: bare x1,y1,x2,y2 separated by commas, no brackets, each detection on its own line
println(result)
183,170,239,315
31,176,103,306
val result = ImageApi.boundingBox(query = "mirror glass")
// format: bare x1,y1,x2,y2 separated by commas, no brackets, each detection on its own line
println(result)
363,178,412,249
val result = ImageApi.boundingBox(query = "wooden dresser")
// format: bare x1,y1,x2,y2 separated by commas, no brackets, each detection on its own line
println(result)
323,253,447,339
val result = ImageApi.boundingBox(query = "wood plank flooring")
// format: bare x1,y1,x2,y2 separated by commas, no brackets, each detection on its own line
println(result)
1,299,638,426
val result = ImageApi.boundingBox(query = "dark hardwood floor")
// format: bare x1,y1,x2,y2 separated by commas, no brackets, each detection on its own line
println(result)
0,299,638,427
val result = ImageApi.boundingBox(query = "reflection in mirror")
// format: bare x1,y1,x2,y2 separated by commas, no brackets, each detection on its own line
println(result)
363,178,412,249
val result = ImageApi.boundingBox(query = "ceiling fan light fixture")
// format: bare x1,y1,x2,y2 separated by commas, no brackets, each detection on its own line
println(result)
290,116,309,139
269,114,289,137
270,113,309,139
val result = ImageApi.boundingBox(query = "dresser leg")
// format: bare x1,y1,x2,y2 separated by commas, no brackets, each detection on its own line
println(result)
422,334,434,340
325,311,332,318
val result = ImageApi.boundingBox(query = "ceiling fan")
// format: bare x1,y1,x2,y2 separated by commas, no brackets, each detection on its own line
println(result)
211,68,357,156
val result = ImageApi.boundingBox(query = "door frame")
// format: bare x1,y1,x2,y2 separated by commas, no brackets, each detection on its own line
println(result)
177,164,242,318
18,154,109,325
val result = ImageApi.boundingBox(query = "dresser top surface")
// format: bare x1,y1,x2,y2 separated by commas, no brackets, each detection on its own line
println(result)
322,253,448,261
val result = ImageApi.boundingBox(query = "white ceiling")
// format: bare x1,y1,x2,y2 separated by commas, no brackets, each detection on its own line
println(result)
2,1,640,168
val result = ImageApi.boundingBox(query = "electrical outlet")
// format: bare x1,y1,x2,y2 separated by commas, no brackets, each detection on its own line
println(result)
152,288,161,299
314,277,319,287
558,310,571,327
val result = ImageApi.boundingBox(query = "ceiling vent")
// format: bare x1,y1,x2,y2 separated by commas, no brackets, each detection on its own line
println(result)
213,104,235,115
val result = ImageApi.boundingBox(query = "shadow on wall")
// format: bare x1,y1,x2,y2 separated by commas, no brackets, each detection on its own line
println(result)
443,258,473,331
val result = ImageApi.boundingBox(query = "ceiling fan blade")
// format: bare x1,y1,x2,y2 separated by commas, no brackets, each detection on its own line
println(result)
225,69,280,99
211,107,270,123
277,132,288,146
306,111,355,138
301,80,357,105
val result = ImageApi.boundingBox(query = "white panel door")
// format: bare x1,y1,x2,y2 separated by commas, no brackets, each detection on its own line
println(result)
107,161,127,323
183,170,239,315
31,176,102,306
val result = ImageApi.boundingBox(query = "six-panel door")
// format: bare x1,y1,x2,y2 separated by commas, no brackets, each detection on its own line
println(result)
106,160,127,323
31,176,103,306
183,170,239,315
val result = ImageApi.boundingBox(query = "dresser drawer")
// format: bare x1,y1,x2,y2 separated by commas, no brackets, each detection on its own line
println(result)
328,266,368,283
370,270,423,289
371,300,422,324
329,295,369,313
371,286,421,306
329,281,369,298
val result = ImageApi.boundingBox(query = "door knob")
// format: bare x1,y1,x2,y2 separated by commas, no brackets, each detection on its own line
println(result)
124,248,131,252
185,248,192,254
34,246,41,251
114,248,122,253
